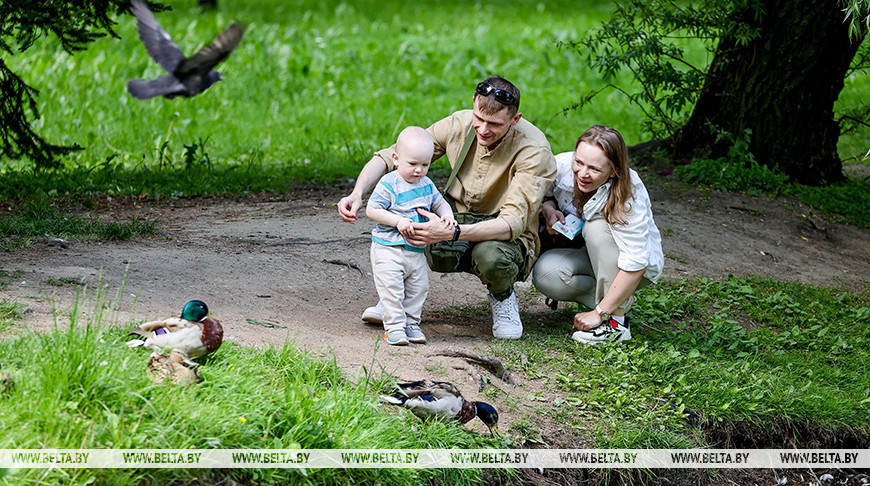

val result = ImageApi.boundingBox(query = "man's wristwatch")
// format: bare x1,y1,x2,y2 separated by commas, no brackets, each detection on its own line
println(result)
451,225,461,242
595,304,611,321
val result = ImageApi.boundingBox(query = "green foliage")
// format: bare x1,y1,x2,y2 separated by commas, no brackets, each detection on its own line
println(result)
562,0,870,159
674,128,870,227
0,0,135,167
0,283,501,485
1,0,868,193
843,0,870,39
0,298,23,333
675,129,790,195
2,0,635,194
0,196,156,250
561,0,762,137
789,178,870,227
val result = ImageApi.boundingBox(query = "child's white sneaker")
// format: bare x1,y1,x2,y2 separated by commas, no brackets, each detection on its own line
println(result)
384,328,409,346
405,324,427,344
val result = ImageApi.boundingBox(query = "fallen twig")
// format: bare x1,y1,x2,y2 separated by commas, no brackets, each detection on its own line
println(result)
322,259,364,275
429,348,516,386
245,318,287,329
266,237,362,247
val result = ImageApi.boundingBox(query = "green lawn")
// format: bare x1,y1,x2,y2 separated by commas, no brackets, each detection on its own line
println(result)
3,0,864,196
4,0,635,189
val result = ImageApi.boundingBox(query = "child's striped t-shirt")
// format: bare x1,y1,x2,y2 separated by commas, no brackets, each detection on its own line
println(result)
368,172,444,252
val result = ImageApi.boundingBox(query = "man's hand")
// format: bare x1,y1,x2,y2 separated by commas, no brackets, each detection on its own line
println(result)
573,310,603,331
337,195,361,222
543,206,566,235
405,208,454,246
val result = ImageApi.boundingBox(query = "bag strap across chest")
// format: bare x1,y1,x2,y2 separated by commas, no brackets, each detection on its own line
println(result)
443,128,476,192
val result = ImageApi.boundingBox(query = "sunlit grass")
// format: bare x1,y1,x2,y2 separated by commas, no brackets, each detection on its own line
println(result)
4,1,619,181
0,281,505,485
2,0,866,198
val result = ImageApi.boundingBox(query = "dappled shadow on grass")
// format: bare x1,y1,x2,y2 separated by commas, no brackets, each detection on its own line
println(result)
481,277,870,486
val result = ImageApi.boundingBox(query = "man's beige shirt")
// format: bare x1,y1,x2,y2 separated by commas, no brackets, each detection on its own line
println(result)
376,109,556,274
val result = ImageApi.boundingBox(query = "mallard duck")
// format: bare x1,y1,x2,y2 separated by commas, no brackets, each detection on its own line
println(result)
147,348,202,385
380,380,499,436
127,300,223,359
1,364,13,395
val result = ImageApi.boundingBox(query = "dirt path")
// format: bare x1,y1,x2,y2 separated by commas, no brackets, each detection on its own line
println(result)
2,176,869,439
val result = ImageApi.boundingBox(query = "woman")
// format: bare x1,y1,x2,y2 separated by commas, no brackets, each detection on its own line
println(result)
531,125,663,344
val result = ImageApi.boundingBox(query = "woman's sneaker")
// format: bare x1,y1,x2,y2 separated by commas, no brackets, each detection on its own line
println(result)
405,324,427,344
572,317,631,345
384,328,409,346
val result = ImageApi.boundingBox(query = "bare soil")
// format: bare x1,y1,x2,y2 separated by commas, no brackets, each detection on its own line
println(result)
1,173,868,464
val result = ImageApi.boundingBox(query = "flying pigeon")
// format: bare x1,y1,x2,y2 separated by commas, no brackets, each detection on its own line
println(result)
127,0,244,100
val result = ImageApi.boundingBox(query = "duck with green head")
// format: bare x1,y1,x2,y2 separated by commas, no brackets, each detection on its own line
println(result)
127,300,223,359
380,380,499,436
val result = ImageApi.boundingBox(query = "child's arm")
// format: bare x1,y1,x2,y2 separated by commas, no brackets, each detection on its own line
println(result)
431,199,456,230
366,205,415,236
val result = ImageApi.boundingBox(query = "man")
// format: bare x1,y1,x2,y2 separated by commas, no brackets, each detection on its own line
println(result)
338,75,556,339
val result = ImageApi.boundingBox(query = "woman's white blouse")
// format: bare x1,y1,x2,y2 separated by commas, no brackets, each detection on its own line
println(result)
548,151,664,283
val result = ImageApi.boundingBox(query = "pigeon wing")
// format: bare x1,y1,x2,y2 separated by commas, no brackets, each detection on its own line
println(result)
127,75,186,99
130,0,186,73
174,23,243,78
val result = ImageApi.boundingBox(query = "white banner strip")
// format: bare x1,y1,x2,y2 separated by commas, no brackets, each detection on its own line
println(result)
0,449,867,469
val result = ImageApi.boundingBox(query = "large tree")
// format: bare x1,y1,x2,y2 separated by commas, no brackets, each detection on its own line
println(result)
571,0,869,185
0,1,146,168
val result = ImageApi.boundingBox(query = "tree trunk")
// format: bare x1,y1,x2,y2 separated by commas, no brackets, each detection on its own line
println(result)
672,0,863,185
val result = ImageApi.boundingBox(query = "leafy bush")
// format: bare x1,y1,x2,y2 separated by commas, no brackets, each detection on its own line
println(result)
675,129,870,227
675,129,790,195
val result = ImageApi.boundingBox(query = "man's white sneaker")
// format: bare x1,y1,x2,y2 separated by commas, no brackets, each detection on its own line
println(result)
361,303,383,325
488,291,523,339
572,317,631,345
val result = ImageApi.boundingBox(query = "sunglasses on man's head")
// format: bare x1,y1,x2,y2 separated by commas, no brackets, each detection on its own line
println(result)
476,82,519,108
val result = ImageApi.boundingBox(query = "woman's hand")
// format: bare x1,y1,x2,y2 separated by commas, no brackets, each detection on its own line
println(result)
573,310,603,331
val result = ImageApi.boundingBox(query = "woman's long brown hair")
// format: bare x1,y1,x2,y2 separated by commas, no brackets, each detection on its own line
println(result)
573,125,633,225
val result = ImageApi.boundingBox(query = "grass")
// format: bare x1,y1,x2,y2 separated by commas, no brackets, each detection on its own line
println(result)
1,0,864,200
0,283,505,486
490,276,870,451
0,197,156,250
675,155,870,228
0,299,24,334
0,0,634,199
3,275,867,483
